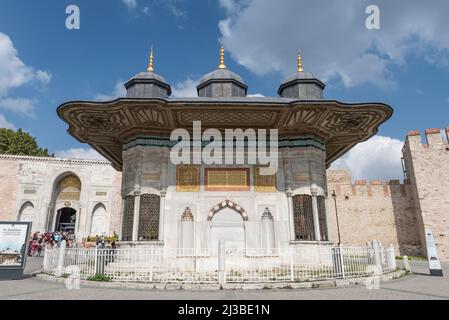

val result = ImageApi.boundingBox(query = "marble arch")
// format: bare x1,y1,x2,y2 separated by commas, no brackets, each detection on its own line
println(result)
207,200,248,222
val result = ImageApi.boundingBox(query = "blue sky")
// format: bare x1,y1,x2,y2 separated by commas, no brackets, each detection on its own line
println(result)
0,0,448,180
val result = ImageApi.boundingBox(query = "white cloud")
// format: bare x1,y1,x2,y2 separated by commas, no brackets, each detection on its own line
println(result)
218,0,239,14
164,0,187,18
0,98,36,117
0,32,51,97
95,81,126,101
0,114,15,130
122,0,137,9
247,93,265,97
219,0,449,88
35,70,52,86
172,78,198,97
331,135,404,181
54,148,106,161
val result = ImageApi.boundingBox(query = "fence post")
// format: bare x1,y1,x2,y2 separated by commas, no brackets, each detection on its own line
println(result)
55,240,67,277
332,245,345,279
218,240,226,284
43,247,49,272
372,240,383,276
94,246,98,275
340,245,346,279
403,256,411,272
96,248,105,275
386,245,396,271
290,247,294,282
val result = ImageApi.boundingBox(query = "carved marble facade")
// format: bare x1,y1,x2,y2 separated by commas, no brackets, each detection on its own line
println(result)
0,155,122,239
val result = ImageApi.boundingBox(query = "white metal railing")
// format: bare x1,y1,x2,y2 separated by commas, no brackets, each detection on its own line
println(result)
42,244,397,283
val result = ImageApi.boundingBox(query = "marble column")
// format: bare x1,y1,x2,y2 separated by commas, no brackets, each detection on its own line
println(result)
132,187,141,242
158,188,167,241
119,197,125,241
286,188,295,241
310,185,321,241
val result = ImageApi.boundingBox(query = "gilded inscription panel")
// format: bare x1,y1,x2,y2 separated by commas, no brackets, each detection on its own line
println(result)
143,172,161,181
58,191,81,200
176,165,200,192
294,172,310,183
205,168,250,191
253,166,277,192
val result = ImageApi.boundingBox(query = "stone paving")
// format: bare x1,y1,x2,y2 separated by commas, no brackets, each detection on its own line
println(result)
0,259,448,300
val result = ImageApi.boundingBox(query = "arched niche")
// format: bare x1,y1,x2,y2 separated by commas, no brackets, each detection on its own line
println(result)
91,203,107,236
19,201,35,223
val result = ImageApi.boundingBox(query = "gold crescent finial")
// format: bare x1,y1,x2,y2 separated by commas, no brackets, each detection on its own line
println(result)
147,47,154,72
218,46,227,69
297,50,303,73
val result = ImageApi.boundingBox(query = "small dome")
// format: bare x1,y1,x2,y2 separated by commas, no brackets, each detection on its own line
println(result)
198,68,246,87
126,71,169,84
280,71,318,85
124,49,172,98
277,51,325,100
196,46,248,98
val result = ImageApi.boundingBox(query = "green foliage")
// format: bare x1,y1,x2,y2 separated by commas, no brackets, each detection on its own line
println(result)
86,235,119,242
87,274,112,282
0,128,50,157
396,255,427,261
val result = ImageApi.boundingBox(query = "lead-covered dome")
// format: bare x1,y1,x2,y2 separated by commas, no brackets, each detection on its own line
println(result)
196,47,247,98
278,51,325,100
124,49,172,99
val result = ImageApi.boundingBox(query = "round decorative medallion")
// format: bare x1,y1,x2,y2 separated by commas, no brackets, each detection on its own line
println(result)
64,201,72,207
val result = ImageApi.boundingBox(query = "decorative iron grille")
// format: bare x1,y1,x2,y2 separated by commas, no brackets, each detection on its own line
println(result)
317,196,329,241
138,194,160,240
122,196,134,241
293,195,315,241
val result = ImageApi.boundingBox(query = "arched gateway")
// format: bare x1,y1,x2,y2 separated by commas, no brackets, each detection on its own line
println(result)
49,173,81,233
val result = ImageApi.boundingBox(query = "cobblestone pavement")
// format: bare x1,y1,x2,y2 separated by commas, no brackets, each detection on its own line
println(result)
0,260,447,300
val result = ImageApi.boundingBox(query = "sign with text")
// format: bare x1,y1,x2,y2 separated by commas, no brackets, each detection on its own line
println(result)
0,221,31,269
424,227,443,277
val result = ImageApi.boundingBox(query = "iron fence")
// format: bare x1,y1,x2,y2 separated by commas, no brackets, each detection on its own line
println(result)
42,244,397,283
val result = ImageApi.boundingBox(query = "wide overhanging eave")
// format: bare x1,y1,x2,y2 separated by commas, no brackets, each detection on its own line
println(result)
58,98,393,171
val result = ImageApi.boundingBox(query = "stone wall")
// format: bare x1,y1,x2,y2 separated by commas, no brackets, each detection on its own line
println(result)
0,155,122,239
325,170,422,256
402,128,449,261
0,159,19,221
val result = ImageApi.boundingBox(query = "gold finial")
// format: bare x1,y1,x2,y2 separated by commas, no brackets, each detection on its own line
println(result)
218,46,227,69
297,50,303,73
147,47,154,72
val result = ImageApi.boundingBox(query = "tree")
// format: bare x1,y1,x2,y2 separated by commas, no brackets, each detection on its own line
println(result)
0,128,50,157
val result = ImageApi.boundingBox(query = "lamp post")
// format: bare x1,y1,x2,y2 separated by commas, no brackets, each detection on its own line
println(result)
331,190,345,278
331,190,341,246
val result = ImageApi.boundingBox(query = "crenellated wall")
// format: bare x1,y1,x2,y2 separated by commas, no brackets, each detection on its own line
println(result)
325,170,422,256
402,127,449,260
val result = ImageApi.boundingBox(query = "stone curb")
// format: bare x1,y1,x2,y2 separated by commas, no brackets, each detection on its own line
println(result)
36,270,406,291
